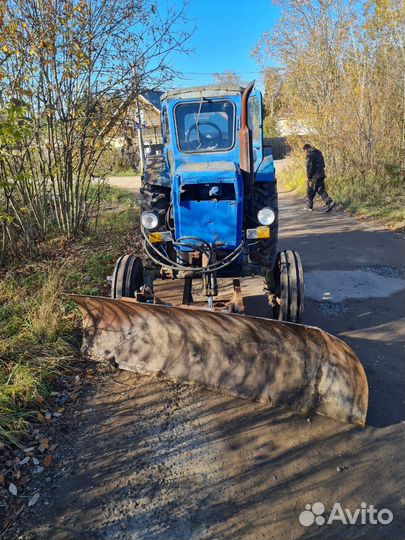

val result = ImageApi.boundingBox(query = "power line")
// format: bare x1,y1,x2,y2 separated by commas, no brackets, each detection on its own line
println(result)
197,30,265,44
179,70,263,75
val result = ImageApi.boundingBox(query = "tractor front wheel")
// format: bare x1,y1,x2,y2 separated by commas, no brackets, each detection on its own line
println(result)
111,255,144,299
272,250,304,323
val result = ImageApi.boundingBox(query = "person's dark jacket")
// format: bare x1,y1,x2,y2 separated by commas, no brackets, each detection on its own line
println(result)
306,148,326,180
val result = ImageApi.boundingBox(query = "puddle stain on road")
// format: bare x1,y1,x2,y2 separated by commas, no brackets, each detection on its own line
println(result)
305,268,404,303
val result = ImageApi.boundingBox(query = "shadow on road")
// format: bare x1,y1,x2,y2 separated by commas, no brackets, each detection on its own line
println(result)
275,191,404,428
25,373,405,540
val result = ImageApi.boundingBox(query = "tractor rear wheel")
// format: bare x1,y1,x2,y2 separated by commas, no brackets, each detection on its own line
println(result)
272,250,304,323
139,155,170,228
139,183,170,227
251,182,279,267
111,255,144,299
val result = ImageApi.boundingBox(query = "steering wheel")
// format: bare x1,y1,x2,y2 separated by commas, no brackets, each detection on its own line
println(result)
186,121,222,150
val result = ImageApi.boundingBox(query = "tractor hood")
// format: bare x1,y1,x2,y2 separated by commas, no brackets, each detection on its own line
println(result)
175,160,239,178
172,162,244,249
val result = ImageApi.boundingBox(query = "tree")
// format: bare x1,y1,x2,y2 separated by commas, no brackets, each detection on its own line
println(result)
364,0,405,180
253,0,405,207
0,0,191,261
262,68,283,137
213,71,246,86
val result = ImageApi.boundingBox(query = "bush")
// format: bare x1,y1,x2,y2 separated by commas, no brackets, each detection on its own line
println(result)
0,186,137,445
278,149,405,229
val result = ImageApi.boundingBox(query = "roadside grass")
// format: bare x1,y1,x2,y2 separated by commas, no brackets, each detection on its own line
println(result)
110,168,140,177
0,186,138,446
278,155,405,230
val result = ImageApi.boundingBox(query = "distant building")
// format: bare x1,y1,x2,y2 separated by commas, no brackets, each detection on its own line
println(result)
276,115,313,137
111,91,163,161
136,91,163,147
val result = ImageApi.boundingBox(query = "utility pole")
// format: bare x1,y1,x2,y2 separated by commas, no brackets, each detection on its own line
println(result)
132,65,144,171
136,96,145,171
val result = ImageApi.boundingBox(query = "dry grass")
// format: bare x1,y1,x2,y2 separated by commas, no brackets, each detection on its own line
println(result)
278,153,405,231
0,186,138,446
27,270,65,341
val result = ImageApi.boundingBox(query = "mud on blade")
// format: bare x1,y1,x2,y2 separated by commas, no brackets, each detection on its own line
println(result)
70,295,368,427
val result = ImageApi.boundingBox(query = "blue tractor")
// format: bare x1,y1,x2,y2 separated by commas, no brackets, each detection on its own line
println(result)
112,82,304,322
71,82,367,427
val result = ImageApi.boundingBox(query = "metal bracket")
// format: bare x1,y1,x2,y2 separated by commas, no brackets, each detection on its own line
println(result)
182,276,193,305
229,278,245,314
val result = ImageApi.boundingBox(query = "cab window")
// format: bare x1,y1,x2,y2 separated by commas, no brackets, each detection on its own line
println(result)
248,96,260,140
174,100,235,153
162,108,170,143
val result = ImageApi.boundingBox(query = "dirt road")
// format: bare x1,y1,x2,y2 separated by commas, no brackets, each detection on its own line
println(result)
13,171,405,540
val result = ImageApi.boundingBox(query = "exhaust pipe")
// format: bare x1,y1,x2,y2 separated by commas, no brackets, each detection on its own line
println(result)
239,80,255,192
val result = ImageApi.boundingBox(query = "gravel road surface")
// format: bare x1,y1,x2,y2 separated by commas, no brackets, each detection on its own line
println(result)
11,168,404,540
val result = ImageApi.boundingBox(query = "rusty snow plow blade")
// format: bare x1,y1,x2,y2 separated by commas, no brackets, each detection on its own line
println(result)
69,295,368,427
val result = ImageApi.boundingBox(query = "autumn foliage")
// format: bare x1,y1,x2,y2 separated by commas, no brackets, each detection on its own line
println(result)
0,0,190,263
254,0,404,225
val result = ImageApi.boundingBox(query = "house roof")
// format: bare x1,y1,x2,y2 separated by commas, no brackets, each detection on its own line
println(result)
141,90,163,111
138,94,161,114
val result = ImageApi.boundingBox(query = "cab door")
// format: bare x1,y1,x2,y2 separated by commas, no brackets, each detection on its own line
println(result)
248,90,263,172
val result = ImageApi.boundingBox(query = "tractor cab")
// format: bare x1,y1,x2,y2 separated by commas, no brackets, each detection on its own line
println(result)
143,84,276,268
161,84,263,173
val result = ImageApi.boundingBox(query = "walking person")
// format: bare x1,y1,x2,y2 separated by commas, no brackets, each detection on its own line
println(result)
303,144,335,212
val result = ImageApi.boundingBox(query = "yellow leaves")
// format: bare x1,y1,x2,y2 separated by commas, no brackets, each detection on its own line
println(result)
353,85,362,97
43,454,53,467
63,68,73,80
365,0,403,35
21,87,34,98
38,441,48,453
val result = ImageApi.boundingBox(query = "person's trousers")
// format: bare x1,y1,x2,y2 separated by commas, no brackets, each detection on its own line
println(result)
306,177,332,208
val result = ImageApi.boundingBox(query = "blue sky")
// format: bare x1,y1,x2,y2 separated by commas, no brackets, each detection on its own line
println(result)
168,0,281,89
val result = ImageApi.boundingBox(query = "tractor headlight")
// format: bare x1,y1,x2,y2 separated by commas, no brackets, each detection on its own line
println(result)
141,211,159,230
257,207,276,226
